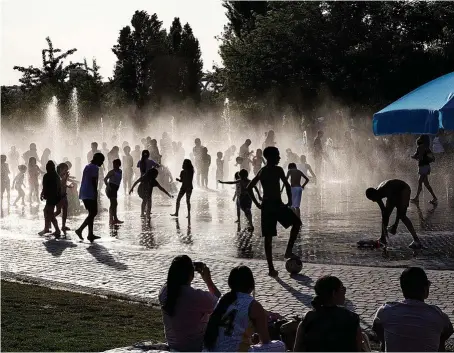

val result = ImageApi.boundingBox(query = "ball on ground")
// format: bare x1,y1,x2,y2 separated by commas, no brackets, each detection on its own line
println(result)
285,257,303,274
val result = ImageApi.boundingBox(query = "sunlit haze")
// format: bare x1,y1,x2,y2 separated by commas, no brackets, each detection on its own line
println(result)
1,0,227,85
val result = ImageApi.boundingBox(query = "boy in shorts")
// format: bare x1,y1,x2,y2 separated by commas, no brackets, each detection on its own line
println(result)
248,147,302,277
282,163,309,219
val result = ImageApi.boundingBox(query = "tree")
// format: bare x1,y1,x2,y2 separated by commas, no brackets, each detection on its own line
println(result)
219,1,454,120
13,37,82,98
112,10,169,114
179,23,203,103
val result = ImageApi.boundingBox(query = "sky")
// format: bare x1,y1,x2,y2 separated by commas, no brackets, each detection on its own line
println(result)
0,0,227,85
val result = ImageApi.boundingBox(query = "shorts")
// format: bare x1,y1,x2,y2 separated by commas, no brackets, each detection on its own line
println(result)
178,187,192,199
82,199,98,215
239,194,252,211
291,186,302,208
1,178,10,193
261,202,300,237
418,165,430,176
106,183,119,199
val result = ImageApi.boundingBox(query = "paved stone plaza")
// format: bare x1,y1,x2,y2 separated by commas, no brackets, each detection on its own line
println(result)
1,183,453,349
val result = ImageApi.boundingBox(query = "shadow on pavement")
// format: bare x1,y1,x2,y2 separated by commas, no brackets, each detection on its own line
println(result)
274,277,313,308
86,243,128,270
43,238,77,257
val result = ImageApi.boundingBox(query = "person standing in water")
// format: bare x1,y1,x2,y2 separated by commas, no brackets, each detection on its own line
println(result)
282,163,309,219
39,161,62,238
313,130,324,178
201,147,211,188
54,163,73,234
239,139,253,173
366,179,422,249
130,168,173,219
12,165,27,206
298,155,316,182
410,135,437,205
247,147,302,277
104,158,123,225
218,169,261,230
171,159,194,218
75,152,105,242
193,138,204,187
216,152,224,190
122,146,134,195
1,155,11,207
28,157,44,204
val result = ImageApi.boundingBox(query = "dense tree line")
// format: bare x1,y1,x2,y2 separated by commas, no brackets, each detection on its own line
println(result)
218,1,454,121
2,2,454,127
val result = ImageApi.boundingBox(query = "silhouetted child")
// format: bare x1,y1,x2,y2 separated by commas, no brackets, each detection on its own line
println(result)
219,169,261,230
193,138,203,186
229,172,241,223
104,159,123,225
12,165,27,206
201,147,211,188
122,146,134,195
247,146,302,277
132,145,141,178
54,163,73,234
64,161,83,215
39,161,61,238
171,159,194,218
252,149,265,176
216,152,224,189
282,163,309,219
130,168,173,219
1,155,11,206
298,155,316,182
28,157,44,204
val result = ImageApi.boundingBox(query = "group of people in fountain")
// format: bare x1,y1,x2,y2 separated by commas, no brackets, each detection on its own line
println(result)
1,127,451,272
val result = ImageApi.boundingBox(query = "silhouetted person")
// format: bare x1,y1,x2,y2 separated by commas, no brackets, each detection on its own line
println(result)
55,163,72,234
219,169,261,230
239,139,253,172
1,155,11,207
193,138,204,187
12,165,27,206
201,147,211,188
171,159,194,218
75,152,105,242
216,152,224,190
149,139,161,164
130,168,173,218
366,179,422,249
122,146,134,195
107,146,120,171
39,161,61,238
28,157,44,204
104,158,123,225
23,143,40,165
41,148,51,169
282,162,309,219
411,135,437,205
247,146,302,277
137,150,159,177
313,130,324,177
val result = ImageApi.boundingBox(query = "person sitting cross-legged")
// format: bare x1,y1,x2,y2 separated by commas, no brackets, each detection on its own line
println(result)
373,267,453,352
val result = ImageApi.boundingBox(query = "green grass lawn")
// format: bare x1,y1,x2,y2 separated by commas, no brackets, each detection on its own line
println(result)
1,280,165,352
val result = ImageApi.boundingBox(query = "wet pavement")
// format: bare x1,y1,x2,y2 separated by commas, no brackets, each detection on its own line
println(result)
1,178,453,269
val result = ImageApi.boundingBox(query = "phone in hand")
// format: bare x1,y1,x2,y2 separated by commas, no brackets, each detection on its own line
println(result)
193,261,205,273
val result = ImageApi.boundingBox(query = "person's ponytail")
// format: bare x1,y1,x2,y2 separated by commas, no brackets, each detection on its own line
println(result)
204,291,237,350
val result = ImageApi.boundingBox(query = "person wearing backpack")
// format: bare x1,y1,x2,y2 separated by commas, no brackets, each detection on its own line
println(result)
410,135,437,205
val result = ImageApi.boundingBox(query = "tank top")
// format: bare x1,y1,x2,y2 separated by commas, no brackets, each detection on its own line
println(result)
211,292,255,352
109,169,122,186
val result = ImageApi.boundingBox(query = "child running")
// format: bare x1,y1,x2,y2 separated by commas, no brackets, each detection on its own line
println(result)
28,157,44,204
219,169,262,230
171,159,194,218
39,161,62,238
104,158,123,225
1,155,11,207
282,163,309,219
12,165,27,206
54,163,73,234
122,146,134,195
130,168,173,219
247,146,302,277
